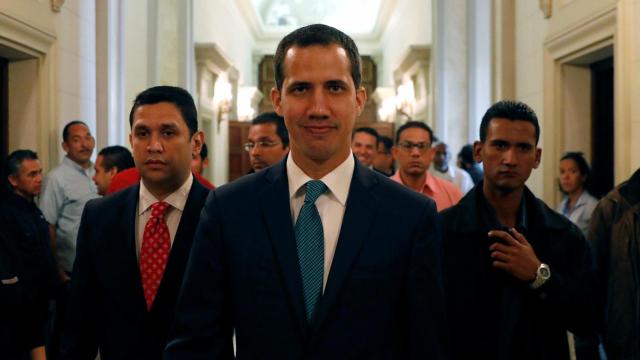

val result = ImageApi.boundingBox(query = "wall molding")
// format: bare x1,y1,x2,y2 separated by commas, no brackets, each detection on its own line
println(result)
545,5,616,60
0,8,57,169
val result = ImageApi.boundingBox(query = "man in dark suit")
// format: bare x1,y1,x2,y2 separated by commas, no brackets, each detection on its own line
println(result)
60,86,209,360
165,24,447,359
441,101,597,359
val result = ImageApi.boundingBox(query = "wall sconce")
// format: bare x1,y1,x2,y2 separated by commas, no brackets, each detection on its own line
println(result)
213,76,233,131
395,82,416,120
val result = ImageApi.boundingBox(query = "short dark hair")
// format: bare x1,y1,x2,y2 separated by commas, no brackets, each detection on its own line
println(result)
4,149,38,178
379,136,393,154
200,142,208,160
129,86,198,136
3,149,38,195
251,111,289,148
480,100,540,144
458,144,475,165
274,24,362,90
395,121,434,144
352,127,380,146
97,145,134,173
62,120,89,142
559,151,594,194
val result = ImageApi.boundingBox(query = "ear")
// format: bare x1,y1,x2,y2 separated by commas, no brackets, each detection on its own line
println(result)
128,133,133,148
7,174,18,188
426,147,436,161
533,147,542,169
473,141,483,163
271,87,283,115
108,166,119,177
391,146,399,159
202,157,209,168
191,131,204,157
355,86,367,116
62,141,69,153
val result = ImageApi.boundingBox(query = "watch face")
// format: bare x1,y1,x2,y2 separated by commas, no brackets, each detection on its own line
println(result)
539,266,551,279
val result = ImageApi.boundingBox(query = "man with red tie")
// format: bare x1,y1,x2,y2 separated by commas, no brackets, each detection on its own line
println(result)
59,86,210,360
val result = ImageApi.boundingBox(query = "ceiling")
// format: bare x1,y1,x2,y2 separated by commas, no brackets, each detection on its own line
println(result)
236,0,397,40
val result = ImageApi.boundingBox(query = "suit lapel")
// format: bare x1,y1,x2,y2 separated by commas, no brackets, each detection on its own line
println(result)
118,185,148,313
259,161,309,336
313,163,377,333
152,180,209,313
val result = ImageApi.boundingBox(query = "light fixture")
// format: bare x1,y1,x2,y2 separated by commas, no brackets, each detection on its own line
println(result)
395,82,416,120
213,75,233,130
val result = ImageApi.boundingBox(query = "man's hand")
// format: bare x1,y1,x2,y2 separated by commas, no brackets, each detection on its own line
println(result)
488,228,541,282
58,267,70,284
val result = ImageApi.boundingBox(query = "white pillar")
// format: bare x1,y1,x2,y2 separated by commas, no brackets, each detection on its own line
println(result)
96,0,126,147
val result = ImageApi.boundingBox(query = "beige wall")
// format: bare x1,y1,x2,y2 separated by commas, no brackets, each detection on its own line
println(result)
0,0,96,170
379,0,432,87
625,0,640,174
513,0,548,198
124,0,149,113
53,0,97,161
505,0,640,204
8,59,39,151
193,0,255,85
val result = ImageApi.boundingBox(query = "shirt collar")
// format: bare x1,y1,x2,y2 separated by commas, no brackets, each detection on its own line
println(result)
574,191,591,209
423,172,438,193
391,170,436,193
431,164,455,178
63,155,93,174
287,151,354,207
138,174,194,215
479,189,528,232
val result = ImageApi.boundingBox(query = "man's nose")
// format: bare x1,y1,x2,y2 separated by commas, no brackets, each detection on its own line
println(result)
503,149,517,165
250,145,262,156
147,135,164,152
308,89,330,118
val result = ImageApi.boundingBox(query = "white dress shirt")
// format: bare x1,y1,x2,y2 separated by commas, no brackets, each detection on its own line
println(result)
135,174,194,257
287,152,354,290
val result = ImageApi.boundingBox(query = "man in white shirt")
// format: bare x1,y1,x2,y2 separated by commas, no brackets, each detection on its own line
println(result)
430,141,475,194
166,24,447,359
60,86,210,360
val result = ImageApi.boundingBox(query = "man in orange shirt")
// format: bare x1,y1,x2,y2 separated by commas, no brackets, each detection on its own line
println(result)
391,121,462,211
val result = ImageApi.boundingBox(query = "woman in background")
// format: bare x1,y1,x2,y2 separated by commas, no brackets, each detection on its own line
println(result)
557,152,598,237
557,152,601,360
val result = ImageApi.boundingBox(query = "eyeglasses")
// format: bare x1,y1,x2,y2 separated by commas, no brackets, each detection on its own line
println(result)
397,141,431,153
243,141,281,152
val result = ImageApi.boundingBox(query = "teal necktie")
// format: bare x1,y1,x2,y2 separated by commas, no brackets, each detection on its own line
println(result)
295,180,328,323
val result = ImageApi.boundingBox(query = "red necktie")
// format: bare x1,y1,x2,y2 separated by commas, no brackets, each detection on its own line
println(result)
139,201,171,310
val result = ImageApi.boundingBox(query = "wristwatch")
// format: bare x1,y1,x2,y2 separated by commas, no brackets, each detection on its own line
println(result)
530,263,551,289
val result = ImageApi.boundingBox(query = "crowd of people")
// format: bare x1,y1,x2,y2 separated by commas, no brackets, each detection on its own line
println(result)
1,23,638,360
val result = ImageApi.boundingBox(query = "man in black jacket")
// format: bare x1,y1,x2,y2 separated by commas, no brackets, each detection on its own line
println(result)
441,100,597,359
589,168,640,359
0,149,58,359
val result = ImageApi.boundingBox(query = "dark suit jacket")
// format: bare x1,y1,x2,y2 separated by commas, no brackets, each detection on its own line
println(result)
60,179,209,360
441,185,597,360
165,158,447,359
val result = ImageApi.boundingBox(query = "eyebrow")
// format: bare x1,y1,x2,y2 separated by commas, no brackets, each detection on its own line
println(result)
133,121,180,130
326,79,348,87
285,81,310,91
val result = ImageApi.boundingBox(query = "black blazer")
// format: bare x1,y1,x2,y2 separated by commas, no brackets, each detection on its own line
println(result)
165,158,448,359
60,180,209,360
441,185,596,360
